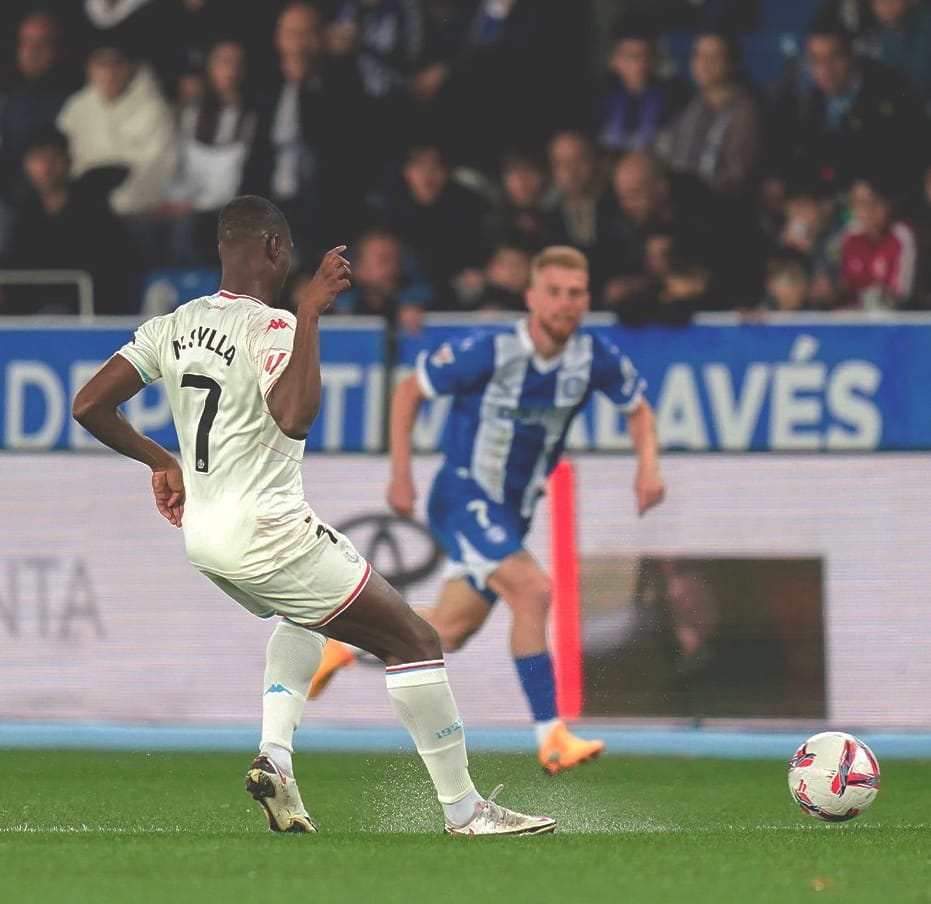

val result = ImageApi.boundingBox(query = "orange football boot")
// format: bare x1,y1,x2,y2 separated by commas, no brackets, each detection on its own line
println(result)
539,721,605,775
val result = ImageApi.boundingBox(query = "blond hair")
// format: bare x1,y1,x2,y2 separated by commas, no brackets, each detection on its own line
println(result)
530,245,589,278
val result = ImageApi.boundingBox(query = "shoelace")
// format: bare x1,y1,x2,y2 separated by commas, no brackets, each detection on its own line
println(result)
477,785,524,829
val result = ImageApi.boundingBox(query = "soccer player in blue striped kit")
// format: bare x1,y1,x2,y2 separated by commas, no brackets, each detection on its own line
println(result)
312,245,666,773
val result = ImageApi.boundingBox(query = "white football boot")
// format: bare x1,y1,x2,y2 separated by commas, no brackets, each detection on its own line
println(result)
444,785,556,836
244,755,317,833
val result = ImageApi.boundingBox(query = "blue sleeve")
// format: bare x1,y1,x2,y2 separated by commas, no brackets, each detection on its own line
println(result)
590,335,646,412
415,332,496,398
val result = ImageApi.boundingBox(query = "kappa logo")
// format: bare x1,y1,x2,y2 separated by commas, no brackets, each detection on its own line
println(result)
266,318,291,331
264,683,293,696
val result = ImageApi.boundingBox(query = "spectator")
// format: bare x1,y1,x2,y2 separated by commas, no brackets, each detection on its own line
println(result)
616,251,711,328
912,163,931,308
326,0,424,96
1,124,140,315
859,0,931,113
383,140,490,305
601,150,695,310
325,0,425,174
79,0,172,84
329,227,432,333
758,249,815,313
779,182,839,259
543,130,614,294
774,11,922,196
836,174,917,310
411,0,590,174
659,31,767,305
156,1,267,100
594,12,688,156
658,31,762,198
0,10,73,202
241,1,367,261
453,242,532,314
56,39,178,226
156,39,258,266
777,181,844,307
484,148,550,250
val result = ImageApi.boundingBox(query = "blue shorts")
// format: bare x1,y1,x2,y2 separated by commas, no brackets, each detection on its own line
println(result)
427,466,531,604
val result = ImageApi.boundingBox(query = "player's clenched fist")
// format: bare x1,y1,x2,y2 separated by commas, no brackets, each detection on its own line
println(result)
387,472,417,519
300,245,352,315
152,462,185,527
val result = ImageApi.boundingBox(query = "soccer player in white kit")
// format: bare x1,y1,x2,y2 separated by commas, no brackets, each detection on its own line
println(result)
72,195,555,836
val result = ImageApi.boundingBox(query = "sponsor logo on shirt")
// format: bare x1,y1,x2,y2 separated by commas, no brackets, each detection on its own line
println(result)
494,404,576,425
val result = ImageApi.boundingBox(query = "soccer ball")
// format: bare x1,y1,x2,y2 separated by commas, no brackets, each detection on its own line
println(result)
787,731,880,822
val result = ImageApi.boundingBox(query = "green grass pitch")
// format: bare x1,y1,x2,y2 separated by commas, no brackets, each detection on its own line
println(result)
0,749,928,904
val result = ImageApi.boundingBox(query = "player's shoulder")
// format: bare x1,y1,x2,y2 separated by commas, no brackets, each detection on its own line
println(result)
244,303,296,334
586,328,640,383
427,325,498,364
132,308,176,340
587,328,625,361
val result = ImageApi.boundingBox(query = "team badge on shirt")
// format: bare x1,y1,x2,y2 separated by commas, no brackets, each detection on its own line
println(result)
485,525,507,544
430,343,455,366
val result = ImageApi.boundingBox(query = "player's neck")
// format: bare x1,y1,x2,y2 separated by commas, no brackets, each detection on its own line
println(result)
526,317,567,360
219,278,275,307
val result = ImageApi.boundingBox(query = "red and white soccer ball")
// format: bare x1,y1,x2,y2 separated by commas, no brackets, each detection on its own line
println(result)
787,731,881,822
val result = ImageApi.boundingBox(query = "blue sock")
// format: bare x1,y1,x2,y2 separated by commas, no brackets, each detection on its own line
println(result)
513,652,557,722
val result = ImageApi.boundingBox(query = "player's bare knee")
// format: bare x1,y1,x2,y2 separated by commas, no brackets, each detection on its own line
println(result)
510,573,551,621
439,620,476,652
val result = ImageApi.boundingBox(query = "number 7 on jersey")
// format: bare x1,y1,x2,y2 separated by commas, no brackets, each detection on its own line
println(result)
180,373,222,473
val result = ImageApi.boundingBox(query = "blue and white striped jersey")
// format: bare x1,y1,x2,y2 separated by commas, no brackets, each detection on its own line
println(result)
415,319,645,517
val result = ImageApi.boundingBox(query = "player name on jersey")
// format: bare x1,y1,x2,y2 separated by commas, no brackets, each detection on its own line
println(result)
171,326,237,366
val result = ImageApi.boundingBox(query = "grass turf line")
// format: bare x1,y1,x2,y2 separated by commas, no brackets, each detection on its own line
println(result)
0,750,928,904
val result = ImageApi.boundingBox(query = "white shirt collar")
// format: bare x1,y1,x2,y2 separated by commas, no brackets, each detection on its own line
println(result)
517,317,569,373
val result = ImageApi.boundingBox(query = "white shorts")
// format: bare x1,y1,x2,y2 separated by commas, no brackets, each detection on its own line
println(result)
200,513,371,627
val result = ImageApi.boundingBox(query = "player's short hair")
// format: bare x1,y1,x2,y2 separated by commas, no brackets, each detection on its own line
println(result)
530,246,589,278
217,195,288,244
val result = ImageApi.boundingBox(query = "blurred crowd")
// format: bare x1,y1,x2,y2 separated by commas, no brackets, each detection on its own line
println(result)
1,0,930,325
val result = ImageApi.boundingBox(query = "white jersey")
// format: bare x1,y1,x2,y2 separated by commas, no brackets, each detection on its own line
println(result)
118,290,309,579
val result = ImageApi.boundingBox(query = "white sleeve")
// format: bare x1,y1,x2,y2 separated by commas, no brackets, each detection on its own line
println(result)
246,311,298,407
116,316,166,384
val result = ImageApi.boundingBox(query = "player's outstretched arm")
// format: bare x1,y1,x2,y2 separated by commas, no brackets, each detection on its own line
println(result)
387,373,427,518
627,399,665,516
73,355,185,527
267,246,351,439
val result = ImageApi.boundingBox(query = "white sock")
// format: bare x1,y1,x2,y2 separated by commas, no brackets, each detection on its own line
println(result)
385,660,481,822
534,718,562,747
259,620,325,772
260,742,294,778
